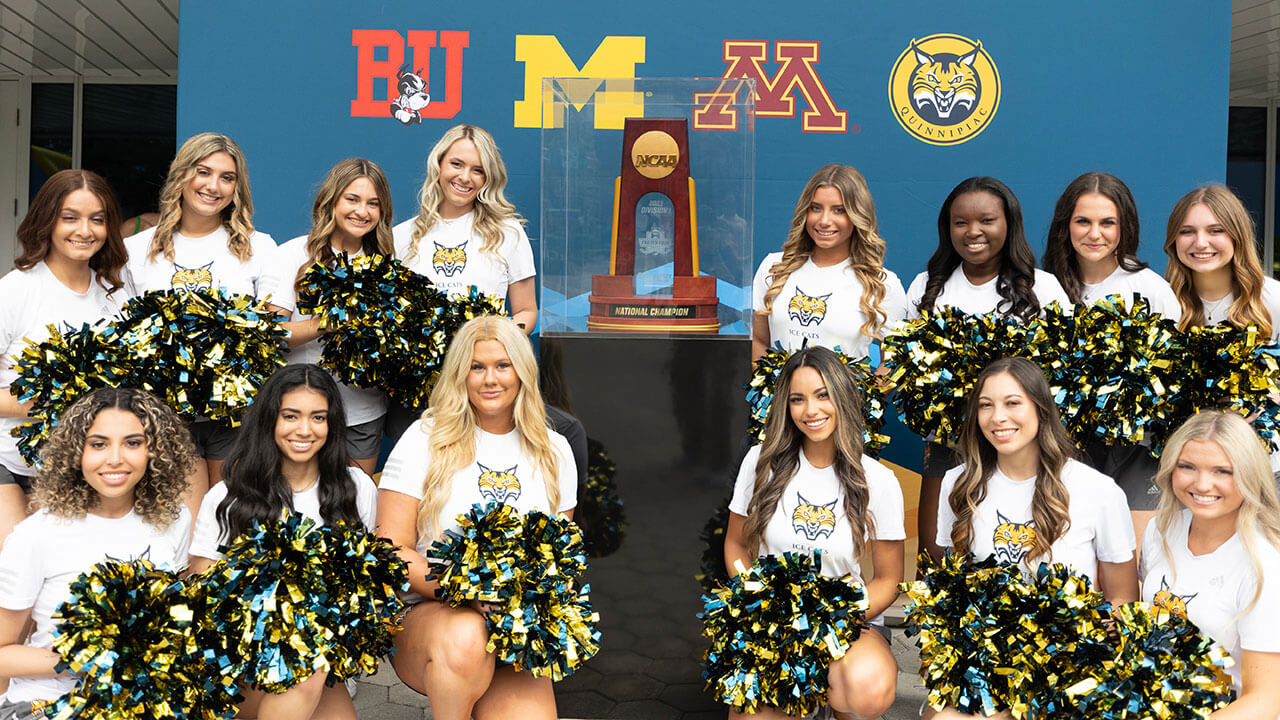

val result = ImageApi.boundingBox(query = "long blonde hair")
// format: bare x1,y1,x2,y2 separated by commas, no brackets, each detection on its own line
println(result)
293,158,396,292
949,358,1077,563
758,164,891,339
149,132,256,263
1153,411,1280,615
1164,185,1272,336
415,316,561,540
404,124,524,264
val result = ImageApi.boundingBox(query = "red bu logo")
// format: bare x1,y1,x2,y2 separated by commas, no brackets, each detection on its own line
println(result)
350,30,469,121
708,40,847,133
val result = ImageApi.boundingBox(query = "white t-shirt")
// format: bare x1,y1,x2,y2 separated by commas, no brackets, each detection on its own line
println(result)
905,266,1071,320
0,507,191,703
0,263,128,475
751,252,909,357
258,235,389,425
728,445,905,581
124,226,277,299
379,421,577,556
189,467,378,560
1199,276,1280,343
393,212,535,300
1080,266,1182,322
935,459,1134,582
1141,510,1280,695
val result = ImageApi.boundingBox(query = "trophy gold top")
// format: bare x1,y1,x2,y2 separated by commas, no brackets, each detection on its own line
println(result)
631,130,680,179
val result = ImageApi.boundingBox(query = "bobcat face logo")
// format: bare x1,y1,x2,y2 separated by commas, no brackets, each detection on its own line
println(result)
787,288,830,327
170,262,214,291
992,510,1036,564
791,493,837,541
1152,576,1196,619
432,241,468,277
477,462,521,504
888,34,1001,146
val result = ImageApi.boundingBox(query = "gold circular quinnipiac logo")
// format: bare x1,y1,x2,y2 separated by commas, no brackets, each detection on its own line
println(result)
631,130,679,179
888,34,1000,146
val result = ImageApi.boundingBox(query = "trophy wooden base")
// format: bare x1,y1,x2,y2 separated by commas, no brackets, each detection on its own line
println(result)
587,274,720,333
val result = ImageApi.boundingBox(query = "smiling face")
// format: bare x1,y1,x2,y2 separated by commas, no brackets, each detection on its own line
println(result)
274,386,329,477
437,138,485,219
332,176,381,249
1172,438,1244,530
466,339,520,432
81,408,149,516
805,186,854,262
1175,202,1235,276
949,190,1008,281
788,365,838,449
50,188,108,266
977,372,1040,468
1069,192,1121,276
181,151,237,221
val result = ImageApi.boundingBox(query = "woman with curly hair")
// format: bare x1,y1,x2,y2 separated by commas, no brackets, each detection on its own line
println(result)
123,132,277,494
0,388,194,716
0,170,130,546
378,316,575,720
261,159,395,474
907,177,1072,559
723,346,904,719
752,164,907,361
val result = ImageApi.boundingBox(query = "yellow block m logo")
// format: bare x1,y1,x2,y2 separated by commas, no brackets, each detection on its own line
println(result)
514,35,646,129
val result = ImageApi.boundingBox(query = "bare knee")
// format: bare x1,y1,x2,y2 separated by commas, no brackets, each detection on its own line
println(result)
430,609,493,678
829,646,896,719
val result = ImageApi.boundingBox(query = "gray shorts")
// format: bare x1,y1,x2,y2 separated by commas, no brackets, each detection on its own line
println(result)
346,416,386,459
0,465,33,494
0,698,52,719
189,421,239,461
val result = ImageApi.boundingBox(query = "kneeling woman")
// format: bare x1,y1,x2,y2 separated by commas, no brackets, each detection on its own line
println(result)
0,389,195,716
1141,411,1280,716
377,316,576,720
189,364,378,720
929,357,1138,719
723,345,904,719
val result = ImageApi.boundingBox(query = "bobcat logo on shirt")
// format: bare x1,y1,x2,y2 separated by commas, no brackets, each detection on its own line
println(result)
791,493,837,541
477,462,521,503
1152,576,1196,618
432,241,468,277
170,262,214,291
787,288,830,327
992,511,1036,564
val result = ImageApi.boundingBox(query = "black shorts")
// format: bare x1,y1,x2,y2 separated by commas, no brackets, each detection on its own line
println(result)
921,442,960,478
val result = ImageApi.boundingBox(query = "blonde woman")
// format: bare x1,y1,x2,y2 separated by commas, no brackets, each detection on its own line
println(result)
1141,411,1280,717
751,164,907,361
124,132,276,494
260,158,395,474
376,316,575,720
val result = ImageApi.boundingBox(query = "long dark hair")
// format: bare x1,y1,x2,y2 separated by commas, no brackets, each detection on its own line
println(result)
917,176,1040,322
744,346,874,559
1042,172,1146,304
216,364,361,543
16,169,127,294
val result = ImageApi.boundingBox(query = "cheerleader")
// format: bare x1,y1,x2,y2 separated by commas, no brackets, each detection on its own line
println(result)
377,316,575,720
0,170,130,544
1141,411,1280,717
261,158,395,475
907,177,1072,560
0,388,194,716
124,132,277,494
751,164,908,361
1042,172,1181,530
188,363,377,720
723,345,904,719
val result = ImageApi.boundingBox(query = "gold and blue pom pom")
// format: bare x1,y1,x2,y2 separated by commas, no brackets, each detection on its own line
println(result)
699,552,868,717
194,513,408,693
1027,295,1183,448
901,551,1113,718
746,344,889,455
578,438,626,558
1064,601,1235,720
696,502,730,593
428,503,601,680
49,556,240,720
883,308,1035,446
